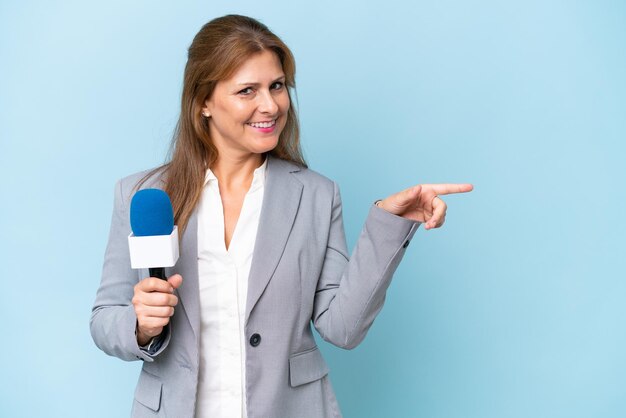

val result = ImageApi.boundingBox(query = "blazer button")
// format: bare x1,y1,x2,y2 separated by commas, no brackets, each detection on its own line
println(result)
403,240,410,248
249,333,261,347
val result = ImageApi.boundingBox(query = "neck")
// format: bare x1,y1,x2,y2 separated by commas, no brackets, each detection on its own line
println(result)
210,152,265,190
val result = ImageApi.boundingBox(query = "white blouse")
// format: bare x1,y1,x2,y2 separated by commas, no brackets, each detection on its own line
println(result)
195,158,267,418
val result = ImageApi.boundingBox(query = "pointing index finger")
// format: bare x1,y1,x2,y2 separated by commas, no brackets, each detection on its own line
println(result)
427,183,474,196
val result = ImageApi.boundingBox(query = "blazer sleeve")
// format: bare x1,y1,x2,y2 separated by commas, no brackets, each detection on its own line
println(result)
312,181,420,349
89,179,171,362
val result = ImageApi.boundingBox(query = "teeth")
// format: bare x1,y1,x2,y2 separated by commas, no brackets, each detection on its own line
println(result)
248,119,276,128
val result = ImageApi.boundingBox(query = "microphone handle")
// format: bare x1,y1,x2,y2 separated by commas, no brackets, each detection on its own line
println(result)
149,267,167,280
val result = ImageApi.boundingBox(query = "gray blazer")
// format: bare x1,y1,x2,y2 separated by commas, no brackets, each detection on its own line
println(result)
90,155,419,418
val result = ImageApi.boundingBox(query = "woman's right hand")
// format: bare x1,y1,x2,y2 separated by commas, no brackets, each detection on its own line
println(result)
132,274,183,346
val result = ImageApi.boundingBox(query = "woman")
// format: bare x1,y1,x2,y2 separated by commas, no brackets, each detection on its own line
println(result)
90,14,472,418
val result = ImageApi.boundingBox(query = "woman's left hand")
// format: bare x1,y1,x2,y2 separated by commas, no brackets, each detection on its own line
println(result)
377,183,474,230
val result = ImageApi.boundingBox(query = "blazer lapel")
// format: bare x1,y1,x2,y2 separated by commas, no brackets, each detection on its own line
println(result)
245,155,303,323
168,155,303,337
175,210,200,341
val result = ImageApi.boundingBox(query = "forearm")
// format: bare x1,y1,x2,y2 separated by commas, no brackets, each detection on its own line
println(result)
90,304,145,361
90,304,171,361
314,201,419,349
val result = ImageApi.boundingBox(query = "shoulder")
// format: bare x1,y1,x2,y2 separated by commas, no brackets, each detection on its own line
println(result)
114,165,168,208
268,155,335,190
295,166,335,190
267,156,340,210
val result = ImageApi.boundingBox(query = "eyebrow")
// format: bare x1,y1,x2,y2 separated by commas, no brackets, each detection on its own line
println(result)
236,75,286,86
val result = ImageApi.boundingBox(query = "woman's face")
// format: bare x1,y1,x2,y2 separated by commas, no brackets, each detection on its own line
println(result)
202,50,290,158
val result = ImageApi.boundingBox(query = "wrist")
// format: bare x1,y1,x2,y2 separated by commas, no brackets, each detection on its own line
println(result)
136,326,153,347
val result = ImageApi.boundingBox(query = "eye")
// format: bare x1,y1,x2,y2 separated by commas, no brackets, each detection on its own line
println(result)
271,81,284,90
238,87,254,95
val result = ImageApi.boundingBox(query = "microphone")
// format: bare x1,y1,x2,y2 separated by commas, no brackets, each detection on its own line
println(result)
128,189,179,280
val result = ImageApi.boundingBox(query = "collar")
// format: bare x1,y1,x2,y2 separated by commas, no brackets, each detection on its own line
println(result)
204,155,268,191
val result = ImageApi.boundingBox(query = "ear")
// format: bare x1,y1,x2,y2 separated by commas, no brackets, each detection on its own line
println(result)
201,99,212,118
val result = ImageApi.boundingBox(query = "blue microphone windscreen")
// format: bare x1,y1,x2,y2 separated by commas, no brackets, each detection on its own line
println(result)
130,189,174,236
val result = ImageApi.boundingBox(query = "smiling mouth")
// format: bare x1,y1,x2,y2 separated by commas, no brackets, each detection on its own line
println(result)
247,119,277,128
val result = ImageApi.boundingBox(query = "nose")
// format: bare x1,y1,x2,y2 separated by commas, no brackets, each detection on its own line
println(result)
257,90,279,115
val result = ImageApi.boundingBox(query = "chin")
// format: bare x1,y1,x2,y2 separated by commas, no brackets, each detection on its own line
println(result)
255,142,279,154
252,134,281,153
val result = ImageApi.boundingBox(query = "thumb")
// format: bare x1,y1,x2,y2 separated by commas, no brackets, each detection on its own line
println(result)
167,274,183,290
392,185,421,207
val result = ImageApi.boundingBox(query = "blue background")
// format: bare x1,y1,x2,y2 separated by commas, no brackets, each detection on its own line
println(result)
1,0,625,417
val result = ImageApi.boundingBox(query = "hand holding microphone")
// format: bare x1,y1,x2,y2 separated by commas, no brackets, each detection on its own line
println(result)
133,274,183,346
128,189,181,346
